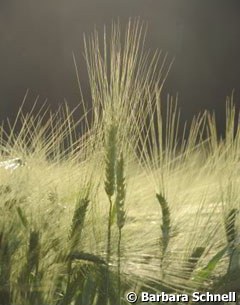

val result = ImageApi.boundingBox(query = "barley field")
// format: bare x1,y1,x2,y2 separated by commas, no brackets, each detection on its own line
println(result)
0,20,239,305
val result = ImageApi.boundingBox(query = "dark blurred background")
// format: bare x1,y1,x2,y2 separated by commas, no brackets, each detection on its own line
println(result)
0,0,240,134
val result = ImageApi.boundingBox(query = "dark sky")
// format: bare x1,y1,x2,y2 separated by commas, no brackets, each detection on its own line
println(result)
0,0,240,132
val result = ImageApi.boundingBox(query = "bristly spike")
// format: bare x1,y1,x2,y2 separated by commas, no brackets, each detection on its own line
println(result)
156,193,171,257
104,123,118,198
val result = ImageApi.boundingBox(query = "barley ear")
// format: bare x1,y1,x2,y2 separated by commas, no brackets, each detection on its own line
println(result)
224,208,238,247
156,193,171,257
104,123,118,303
69,197,89,251
185,247,205,281
27,230,40,274
17,229,42,304
104,123,118,260
104,124,118,198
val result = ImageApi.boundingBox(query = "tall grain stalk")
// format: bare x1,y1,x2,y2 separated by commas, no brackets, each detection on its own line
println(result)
104,122,118,302
115,152,126,304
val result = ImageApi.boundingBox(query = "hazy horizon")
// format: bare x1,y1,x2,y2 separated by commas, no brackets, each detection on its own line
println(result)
1,0,240,135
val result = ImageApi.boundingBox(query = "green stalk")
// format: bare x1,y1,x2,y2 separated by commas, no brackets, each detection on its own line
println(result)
106,197,113,266
104,123,118,302
117,229,122,305
115,153,126,305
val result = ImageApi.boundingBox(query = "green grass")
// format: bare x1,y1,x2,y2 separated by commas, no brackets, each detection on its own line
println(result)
0,19,239,304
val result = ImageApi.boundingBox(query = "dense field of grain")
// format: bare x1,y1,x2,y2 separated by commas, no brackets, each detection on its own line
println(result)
0,20,239,305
